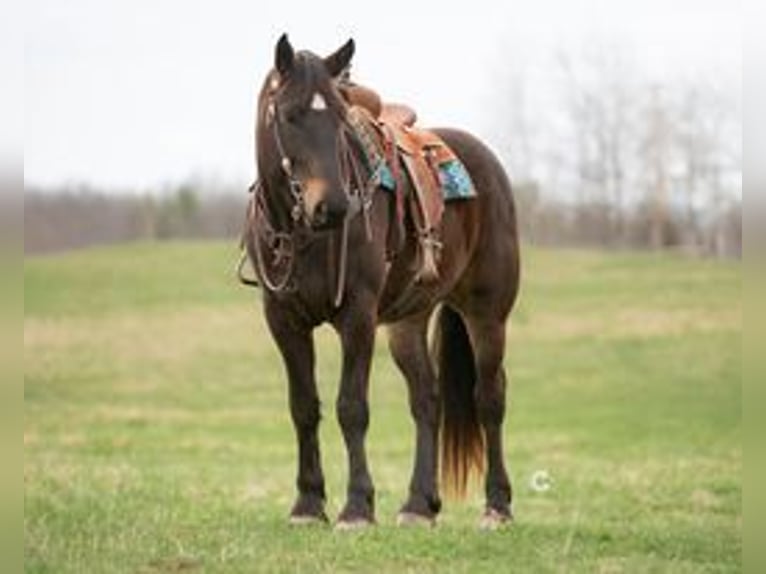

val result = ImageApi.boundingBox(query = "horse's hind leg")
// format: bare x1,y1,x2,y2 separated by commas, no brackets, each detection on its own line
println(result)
464,316,513,527
387,312,441,525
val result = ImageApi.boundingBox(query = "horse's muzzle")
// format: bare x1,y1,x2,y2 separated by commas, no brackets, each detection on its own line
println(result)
310,197,348,230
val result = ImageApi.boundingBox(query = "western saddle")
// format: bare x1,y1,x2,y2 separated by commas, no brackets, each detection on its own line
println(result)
339,81,462,283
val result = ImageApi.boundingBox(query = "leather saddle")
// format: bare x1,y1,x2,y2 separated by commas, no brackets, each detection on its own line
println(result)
341,84,417,127
341,82,468,282
380,103,417,128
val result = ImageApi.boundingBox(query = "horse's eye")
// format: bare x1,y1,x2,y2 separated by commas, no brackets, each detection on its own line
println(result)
284,108,305,125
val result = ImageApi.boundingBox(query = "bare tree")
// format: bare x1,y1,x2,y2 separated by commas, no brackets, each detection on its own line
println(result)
642,85,672,250
555,46,639,245
491,39,740,256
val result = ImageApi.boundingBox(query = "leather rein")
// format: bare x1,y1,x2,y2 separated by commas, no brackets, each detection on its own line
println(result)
237,95,379,308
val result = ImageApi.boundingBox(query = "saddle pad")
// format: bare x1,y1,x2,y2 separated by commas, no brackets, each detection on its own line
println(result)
373,155,475,202
346,106,476,202
346,106,397,191
438,159,476,200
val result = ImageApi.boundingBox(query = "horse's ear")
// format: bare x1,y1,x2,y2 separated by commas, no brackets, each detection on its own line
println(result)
275,33,295,76
324,38,355,78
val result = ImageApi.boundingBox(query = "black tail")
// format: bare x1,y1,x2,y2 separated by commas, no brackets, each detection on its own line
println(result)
433,305,485,497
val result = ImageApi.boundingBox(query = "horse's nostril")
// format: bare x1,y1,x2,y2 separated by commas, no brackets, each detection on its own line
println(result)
329,198,349,218
311,198,347,229
314,201,328,224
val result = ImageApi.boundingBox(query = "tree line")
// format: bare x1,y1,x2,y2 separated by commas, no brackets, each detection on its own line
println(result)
24,184,247,254
24,177,740,258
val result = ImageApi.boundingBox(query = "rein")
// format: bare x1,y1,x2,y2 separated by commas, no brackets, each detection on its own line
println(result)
237,98,377,309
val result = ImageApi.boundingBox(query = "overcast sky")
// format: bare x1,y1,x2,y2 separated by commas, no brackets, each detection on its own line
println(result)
25,0,741,191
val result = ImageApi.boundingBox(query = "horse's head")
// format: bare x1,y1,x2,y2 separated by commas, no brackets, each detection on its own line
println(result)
257,34,355,230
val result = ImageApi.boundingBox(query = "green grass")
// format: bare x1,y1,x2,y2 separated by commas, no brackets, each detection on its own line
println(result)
24,241,742,573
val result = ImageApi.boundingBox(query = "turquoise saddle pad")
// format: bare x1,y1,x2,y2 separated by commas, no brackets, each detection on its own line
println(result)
375,157,476,201
437,158,476,200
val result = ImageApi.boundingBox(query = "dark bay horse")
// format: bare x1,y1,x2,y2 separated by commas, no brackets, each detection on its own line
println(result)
242,34,520,529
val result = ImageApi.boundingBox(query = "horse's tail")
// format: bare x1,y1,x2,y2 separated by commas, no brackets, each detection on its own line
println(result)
434,305,485,497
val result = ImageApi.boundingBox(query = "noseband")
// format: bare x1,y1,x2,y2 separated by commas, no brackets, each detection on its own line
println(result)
237,92,376,308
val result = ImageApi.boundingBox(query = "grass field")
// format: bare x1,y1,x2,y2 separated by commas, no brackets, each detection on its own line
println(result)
24,241,741,573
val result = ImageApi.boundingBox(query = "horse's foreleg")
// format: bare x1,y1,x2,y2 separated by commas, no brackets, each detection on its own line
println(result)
387,313,441,525
264,303,326,524
334,300,377,528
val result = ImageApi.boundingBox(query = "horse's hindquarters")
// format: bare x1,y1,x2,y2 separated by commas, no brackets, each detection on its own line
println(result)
434,127,521,316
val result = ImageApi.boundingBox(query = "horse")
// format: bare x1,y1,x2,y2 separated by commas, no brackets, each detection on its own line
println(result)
241,34,521,529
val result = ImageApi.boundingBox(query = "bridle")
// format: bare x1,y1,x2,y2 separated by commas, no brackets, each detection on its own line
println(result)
266,98,310,226
237,88,378,308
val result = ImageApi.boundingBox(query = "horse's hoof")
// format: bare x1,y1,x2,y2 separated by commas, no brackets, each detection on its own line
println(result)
478,508,512,531
334,518,374,531
396,512,436,528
